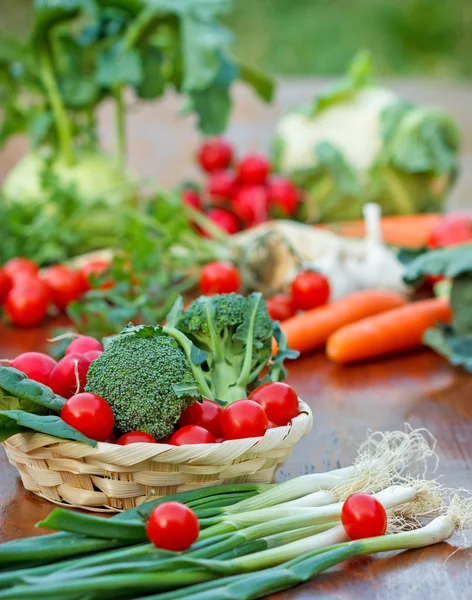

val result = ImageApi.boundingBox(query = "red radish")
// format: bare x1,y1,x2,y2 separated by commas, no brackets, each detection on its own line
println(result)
179,399,223,438
84,350,103,362
61,392,114,442
3,257,38,282
0,268,12,303
267,177,300,217
206,208,239,235
232,185,268,224
207,170,236,202
116,431,157,445
49,353,91,398
199,261,241,295
41,265,83,310
65,336,103,356
9,352,57,386
5,278,49,328
181,188,202,211
237,154,270,185
80,260,113,291
170,425,216,445
197,138,233,173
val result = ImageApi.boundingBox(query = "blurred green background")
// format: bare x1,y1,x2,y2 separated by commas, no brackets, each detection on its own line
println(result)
1,0,471,78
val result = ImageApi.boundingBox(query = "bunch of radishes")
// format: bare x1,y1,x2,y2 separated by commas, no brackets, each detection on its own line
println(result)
0,256,111,328
182,138,302,235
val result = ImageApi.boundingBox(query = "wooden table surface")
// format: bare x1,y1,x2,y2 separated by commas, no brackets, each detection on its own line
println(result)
1,320,472,599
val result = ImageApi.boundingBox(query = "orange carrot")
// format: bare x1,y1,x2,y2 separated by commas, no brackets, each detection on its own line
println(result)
326,297,452,364
277,290,408,354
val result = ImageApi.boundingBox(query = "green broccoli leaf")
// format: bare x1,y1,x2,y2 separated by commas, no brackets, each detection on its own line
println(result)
404,244,472,285
0,367,65,412
135,46,166,100
269,322,300,383
0,410,97,446
96,43,143,88
165,296,186,329
235,59,275,103
172,382,201,400
423,325,472,373
450,276,472,335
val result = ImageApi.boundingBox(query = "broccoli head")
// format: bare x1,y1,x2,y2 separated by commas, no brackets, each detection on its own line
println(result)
85,325,200,439
168,292,286,404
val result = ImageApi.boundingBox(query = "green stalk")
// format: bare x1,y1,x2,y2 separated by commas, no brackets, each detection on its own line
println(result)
38,43,74,166
235,293,263,390
114,86,126,169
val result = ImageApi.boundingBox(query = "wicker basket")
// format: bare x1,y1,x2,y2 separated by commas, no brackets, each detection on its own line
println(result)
3,400,312,512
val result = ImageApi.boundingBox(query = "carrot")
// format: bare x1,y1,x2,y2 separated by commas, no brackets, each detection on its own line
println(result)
276,290,408,354
326,297,452,364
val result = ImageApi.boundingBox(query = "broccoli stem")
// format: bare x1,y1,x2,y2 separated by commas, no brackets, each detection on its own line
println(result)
211,360,246,404
38,42,75,166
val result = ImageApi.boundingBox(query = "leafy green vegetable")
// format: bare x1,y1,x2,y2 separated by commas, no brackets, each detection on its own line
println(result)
0,367,65,413
0,410,97,446
404,244,472,372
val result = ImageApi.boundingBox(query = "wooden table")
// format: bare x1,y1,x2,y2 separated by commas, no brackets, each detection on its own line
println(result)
1,320,472,599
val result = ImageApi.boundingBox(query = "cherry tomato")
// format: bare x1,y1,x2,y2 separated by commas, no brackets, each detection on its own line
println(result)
341,493,387,540
428,214,472,249
80,260,113,291
220,400,268,440
237,154,270,185
3,257,38,282
61,392,114,442
179,399,223,438
265,295,295,322
0,268,12,303
146,501,200,551
170,425,216,445
199,261,241,294
5,278,49,327
290,271,330,311
232,185,268,225
268,421,278,429
49,353,91,398
116,431,157,445
41,265,83,310
207,170,236,202
181,188,202,211
249,382,299,426
267,177,300,217
206,208,239,235
197,138,233,173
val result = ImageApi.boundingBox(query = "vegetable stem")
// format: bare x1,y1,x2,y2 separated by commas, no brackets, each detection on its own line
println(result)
114,86,126,169
38,43,75,166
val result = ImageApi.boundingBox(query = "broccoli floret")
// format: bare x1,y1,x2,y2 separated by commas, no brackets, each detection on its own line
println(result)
172,293,275,404
85,325,200,439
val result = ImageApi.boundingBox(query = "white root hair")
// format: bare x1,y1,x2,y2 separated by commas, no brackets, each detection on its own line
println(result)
386,478,446,533
446,492,472,531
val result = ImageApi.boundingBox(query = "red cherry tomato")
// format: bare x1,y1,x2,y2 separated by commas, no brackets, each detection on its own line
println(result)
49,353,91,398
179,400,223,438
206,208,240,235
428,214,472,249
41,265,83,310
237,154,270,185
80,260,113,291
268,421,278,429
249,382,299,426
65,336,103,356
3,257,38,282
220,400,268,440
170,425,216,445
207,170,236,202
197,138,233,173
341,493,387,540
199,261,241,295
116,431,157,445
10,352,57,386
181,188,202,211
290,271,330,311
232,185,268,225
61,392,114,442
0,268,12,303
146,501,200,551
265,295,295,322
5,278,49,327
267,177,300,217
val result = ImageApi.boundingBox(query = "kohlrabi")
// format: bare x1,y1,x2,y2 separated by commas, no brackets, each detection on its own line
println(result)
273,52,460,223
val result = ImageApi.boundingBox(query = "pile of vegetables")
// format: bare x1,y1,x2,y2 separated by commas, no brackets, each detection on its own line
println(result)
273,52,460,222
0,0,273,264
0,292,301,446
0,427,471,599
